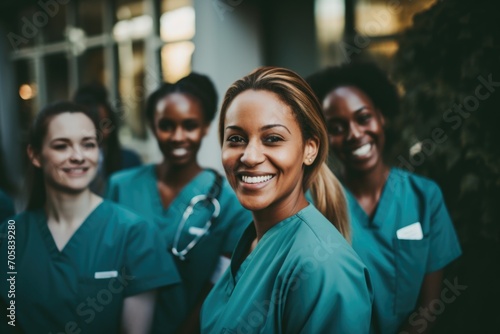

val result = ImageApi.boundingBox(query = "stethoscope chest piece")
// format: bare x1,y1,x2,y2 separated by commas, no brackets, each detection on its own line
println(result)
171,170,223,261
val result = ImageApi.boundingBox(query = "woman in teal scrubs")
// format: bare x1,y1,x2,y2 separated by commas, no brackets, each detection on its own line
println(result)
308,62,462,334
106,73,252,333
0,102,180,334
201,67,373,333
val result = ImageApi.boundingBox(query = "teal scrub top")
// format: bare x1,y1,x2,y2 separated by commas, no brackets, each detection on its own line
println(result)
347,168,462,334
106,165,252,333
0,189,15,221
201,204,373,334
0,200,180,334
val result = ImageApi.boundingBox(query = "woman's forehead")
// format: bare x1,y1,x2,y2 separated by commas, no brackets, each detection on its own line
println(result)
45,112,96,140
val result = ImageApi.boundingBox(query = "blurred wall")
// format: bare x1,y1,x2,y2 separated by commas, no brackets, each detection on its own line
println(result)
193,0,263,173
0,24,22,193
261,0,319,77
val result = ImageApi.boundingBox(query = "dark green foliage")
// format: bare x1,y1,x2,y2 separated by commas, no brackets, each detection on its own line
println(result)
392,0,500,331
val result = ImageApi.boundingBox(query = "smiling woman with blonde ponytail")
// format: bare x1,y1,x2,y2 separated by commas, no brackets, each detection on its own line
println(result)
201,66,372,334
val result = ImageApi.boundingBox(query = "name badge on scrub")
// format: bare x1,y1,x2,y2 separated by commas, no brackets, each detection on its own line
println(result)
94,270,118,279
396,222,423,240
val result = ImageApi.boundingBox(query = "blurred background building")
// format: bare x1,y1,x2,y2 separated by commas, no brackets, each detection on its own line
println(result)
0,0,435,182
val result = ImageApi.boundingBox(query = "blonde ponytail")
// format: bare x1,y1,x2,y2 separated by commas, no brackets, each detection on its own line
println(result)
309,163,351,242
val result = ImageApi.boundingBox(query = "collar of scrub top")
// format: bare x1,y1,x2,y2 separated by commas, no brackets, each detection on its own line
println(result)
344,168,400,228
171,169,223,261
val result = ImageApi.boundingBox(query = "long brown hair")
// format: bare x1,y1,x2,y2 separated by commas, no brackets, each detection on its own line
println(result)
218,67,350,241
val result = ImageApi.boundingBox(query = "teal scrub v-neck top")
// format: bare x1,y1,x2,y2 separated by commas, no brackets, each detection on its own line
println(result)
201,204,373,334
347,168,462,334
106,165,252,333
0,200,180,334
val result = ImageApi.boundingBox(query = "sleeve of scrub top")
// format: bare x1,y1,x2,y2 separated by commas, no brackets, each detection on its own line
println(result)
104,176,120,201
425,182,462,273
123,220,181,297
283,248,373,333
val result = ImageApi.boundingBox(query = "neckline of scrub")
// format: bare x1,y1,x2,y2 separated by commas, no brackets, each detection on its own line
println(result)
231,204,314,284
344,168,397,228
36,200,105,257
148,165,216,217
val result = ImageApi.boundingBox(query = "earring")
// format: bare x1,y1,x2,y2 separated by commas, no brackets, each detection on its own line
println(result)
308,158,312,163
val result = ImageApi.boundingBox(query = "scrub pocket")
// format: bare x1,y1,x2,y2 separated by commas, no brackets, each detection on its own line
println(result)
77,276,124,329
394,237,430,314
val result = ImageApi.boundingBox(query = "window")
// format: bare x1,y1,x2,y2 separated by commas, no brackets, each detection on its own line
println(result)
315,0,437,65
160,0,195,83
8,0,197,145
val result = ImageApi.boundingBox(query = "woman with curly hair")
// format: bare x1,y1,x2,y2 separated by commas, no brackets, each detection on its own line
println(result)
308,62,462,333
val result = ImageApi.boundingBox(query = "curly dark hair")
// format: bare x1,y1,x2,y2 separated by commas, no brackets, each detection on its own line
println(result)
306,61,400,118
145,72,218,126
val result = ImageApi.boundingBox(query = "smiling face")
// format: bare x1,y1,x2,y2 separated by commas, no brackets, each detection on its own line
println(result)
222,90,316,217
154,92,208,167
323,86,385,173
30,112,99,193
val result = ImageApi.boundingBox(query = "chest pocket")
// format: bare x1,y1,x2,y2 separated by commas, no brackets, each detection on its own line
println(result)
76,276,125,330
394,237,430,314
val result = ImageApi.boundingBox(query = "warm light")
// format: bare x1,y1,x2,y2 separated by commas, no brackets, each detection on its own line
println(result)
315,0,345,43
160,6,195,42
161,41,195,83
356,3,399,36
356,0,437,36
113,15,153,42
19,84,36,100
368,40,399,57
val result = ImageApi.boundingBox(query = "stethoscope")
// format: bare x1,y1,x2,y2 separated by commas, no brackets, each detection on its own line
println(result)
171,169,223,261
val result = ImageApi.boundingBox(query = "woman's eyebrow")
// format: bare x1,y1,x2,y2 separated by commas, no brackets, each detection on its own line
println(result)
260,124,291,134
353,106,369,114
225,124,291,134
50,136,97,143
49,137,71,143
225,125,243,131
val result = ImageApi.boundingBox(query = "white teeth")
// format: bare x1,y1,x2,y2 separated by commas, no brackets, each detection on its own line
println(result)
65,168,85,172
64,168,87,174
241,175,273,184
352,144,371,157
172,148,188,156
